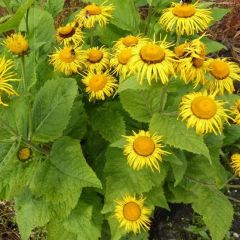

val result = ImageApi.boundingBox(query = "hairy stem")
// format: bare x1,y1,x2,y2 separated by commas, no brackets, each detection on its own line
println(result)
159,85,168,112
20,56,26,91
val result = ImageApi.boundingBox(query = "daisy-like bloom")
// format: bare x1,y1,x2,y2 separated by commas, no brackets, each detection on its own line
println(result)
4,32,29,55
56,22,84,46
130,38,175,85
123,130,169,171
230,153,240,176
0,58,18,106
110,48,133,79
75,2,114,28
18,147,32,161
231,99,240,125
84,46,109,71
176,38,208,87
206,58,240,95
49,46,86,75
179,91,230,135
82,70,118,101
114,194,151,234
159,2,212,36
113,35,147,51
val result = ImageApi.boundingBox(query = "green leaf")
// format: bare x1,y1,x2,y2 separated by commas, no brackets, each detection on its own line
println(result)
15,189,50,240
223,125,240,146
30,137,101,218
88,103,126,142
45,0,65,17
202,37,227,54
103,147,168,213
192,187,234,240
150,114,211,161
120,87,163,123
32,78,78,143
0,0,34,33
211,7,231,24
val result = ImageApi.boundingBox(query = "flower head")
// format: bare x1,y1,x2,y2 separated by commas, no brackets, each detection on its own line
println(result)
114,194,151,234
83,46,109,71
159,2,212,36
18,147,32,161
4,33,29,55
0,58,18,106
230,153,240,176
123,130,169,171
129,38,175,85
179,91,229,134
82,70,118,101
56,22,84,46
206,58,240,95
75,2,114,28
49,46,86,75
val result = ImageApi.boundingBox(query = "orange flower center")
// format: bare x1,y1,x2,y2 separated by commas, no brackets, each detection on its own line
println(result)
18,147,31,161
123,202,141,221
174,43,188,57
58,26,73,35
191,96,217,119
88,49,103,63
133,136,155,156
172,4,196,18
85,4,102,15
59,47,75,63
192,57,205,68
122,36,139,47
140,44,165,64
209,60,230,80
89,74,107,92
118,49,132,65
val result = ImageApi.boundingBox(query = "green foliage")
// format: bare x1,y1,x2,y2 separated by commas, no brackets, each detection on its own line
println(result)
45,0,65,17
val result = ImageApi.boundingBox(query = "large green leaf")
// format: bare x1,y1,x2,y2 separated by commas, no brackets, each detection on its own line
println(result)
15,189,50,240
150,114,211,161
30,137,101,218
223,125,240,146
0,0,34,33
211,7,231,25
103,147,168,213
202,37,227,54
120,87,163,123
32,78,78,143
192,187,234,240
45,0,65,17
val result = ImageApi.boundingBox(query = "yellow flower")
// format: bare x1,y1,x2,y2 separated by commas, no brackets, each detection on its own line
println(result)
83,46,109,71
18,147,32,161
129,38,175,85
159,2,212,36
113,35,147,51
75,2,114,28
206,58,240,95
231,99,240,125
56,22,84,46
110,48,133,79
4,32,29,55
114,194,151,234
123,130,169,171
49,46,86,75
230,153,240,176
179,91,229,135
0,58,18,106
176,38,208,87
82,70,118,101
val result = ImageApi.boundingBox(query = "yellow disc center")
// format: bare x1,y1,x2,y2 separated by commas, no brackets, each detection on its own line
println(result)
59,47,75,63
192,56,205,68
123,202,141,221
85,4,102,15
140,44,165,63
89,74,107,92
191,96,217,119
174,43,188,57
122,36,139,47
118,49,132,65
88,49,103,63
133,136,155,156
172,4,196,18
209,60,230,80
58,26,73,35
18,147,31,161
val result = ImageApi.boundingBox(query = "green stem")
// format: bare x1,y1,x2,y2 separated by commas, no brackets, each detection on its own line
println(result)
90,28,94,47
228,196,240,203
226,184,240,189
159,85,168,112
26,9,29,35
20,56,26,91
2,0,12,14
220,174,237,189
144,5,153,35
21,139,48,156
176,35,181,46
